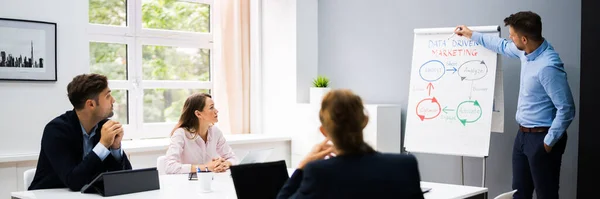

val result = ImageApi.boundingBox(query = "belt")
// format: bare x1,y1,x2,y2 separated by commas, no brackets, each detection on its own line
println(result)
519,125,549,133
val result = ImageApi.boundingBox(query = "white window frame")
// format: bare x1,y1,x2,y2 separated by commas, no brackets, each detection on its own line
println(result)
249,0,263,134
88,0,216,139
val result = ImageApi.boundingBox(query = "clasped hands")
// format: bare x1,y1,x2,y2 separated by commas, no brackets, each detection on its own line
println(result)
205,157,231,173
99,120,124,150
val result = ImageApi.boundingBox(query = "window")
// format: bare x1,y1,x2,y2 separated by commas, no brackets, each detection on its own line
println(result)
89,0,215,139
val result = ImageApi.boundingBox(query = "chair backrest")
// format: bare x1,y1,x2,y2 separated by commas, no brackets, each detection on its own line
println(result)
494,190,517,199
230,160,289,199
156,155,166,175
23,168,36,190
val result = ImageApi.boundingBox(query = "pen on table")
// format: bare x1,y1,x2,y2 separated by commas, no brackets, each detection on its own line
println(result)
196,167,211,173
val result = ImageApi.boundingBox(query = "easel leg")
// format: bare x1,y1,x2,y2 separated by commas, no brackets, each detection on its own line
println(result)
461,156,464,185
482,157,487,187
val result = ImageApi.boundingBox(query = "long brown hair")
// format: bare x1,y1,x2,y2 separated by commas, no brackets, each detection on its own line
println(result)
170,93,212,138
319,89,375,155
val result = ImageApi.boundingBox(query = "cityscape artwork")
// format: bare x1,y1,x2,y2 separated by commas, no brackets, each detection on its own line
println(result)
0,18,56,81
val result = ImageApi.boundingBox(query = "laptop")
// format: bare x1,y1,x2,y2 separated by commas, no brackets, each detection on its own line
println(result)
238,148,274,165
81,167,160,196
230,160,289,199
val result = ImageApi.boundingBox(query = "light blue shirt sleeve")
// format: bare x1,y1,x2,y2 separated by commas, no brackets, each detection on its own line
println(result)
471,32,521,58
538,66,576,146
93,143,110,161
110,148,123,161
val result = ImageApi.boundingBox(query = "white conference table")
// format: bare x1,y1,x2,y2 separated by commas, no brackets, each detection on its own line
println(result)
11,169,488,199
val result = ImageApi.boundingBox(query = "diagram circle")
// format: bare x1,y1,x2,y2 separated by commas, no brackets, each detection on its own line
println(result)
416,98,442,120
419,60,446,82
457,60,488,81
455,101,483,124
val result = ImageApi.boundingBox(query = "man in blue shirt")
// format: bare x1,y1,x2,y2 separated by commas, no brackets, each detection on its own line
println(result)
29,74,132,191
455,11,575,199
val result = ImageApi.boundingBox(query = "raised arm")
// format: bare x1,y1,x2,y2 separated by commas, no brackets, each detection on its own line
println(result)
103,122,132,171
277,139,334,198
42,122,106,191
455,25,522,58
276,165,324,199
103,151,132,172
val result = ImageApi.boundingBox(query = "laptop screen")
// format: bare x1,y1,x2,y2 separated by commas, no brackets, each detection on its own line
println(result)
230,160,289,199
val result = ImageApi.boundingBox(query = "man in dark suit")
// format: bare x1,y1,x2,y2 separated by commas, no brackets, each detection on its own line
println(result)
29,73,132,191
277,141,424,199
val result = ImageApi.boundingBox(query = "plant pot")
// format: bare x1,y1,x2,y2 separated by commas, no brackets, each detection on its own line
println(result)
309,87,331,104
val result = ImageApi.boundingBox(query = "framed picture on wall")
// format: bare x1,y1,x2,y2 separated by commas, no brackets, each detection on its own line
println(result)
0,18,57,81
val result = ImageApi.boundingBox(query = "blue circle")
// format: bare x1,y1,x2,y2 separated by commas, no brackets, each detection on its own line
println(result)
419,60,446,82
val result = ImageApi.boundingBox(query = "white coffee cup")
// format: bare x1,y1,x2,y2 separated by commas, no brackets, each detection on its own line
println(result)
197,172,214,193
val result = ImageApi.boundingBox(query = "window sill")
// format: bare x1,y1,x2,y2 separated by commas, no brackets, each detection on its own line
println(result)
121,133,292,154
0,134,291,163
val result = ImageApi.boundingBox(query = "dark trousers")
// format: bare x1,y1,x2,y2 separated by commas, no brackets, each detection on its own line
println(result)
512,130,567,199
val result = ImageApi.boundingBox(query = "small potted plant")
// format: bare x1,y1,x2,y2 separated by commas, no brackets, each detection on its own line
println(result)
310,75,331,104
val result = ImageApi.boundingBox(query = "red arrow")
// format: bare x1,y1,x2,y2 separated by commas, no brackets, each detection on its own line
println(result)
426,83,434,96
416,97,441,121
415,97,442,121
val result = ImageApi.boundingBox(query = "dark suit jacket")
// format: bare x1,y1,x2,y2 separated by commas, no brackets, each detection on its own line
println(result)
28,110,132,191
277,153,424,199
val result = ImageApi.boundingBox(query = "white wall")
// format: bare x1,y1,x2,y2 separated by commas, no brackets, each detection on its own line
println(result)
295,0,319,103
260,0,319,135
261,0,582,198
261,0,297,136
317,0,580,198
0,0,87,197
0,0,88,156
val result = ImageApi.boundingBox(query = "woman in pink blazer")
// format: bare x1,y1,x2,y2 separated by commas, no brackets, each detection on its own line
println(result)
165,93,238,174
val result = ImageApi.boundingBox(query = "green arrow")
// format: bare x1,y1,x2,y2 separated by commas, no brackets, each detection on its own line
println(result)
456,100,483,126
443,106,455,114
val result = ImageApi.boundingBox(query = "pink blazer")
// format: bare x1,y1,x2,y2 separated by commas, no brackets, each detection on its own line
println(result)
165,126,237,174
